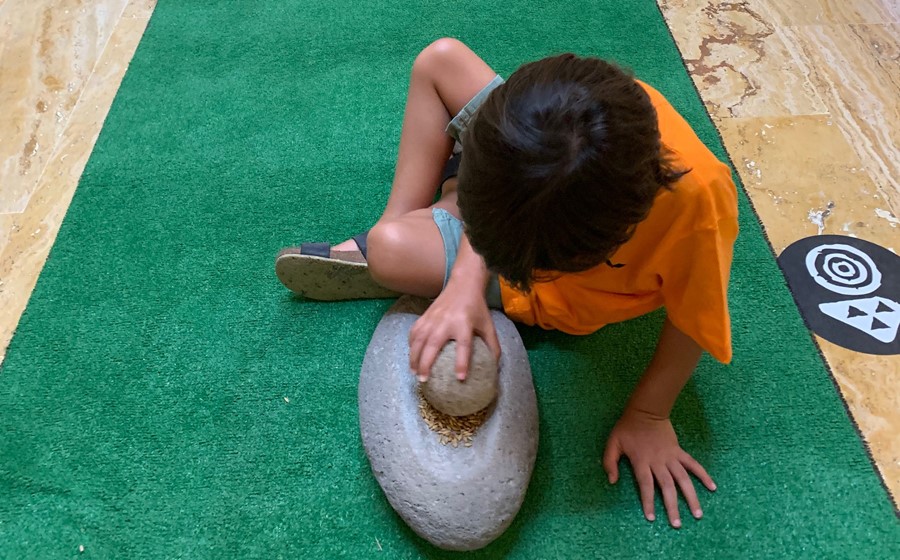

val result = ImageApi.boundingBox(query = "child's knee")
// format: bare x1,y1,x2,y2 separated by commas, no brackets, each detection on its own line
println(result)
414,38,467,75
366,220,407,284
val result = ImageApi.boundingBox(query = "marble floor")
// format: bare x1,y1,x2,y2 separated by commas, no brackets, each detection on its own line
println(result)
0,0,897,500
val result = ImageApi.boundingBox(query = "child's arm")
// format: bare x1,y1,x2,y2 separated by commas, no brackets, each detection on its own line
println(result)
408,235,501,381
602,317,717,528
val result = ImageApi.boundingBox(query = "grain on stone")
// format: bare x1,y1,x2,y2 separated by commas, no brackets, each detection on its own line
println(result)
416,385,488,447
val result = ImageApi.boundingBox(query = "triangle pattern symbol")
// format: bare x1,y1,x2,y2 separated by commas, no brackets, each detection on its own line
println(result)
818,296,900,344
847,306,867,318
876,301,893,314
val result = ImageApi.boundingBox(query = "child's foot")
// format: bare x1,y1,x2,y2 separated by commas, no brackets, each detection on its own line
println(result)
332,238,360,252
275,232,400,301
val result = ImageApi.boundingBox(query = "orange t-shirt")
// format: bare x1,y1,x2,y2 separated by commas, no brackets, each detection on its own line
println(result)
499,80,739,363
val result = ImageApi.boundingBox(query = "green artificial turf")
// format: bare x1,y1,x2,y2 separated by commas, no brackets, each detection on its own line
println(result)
1,0,897,557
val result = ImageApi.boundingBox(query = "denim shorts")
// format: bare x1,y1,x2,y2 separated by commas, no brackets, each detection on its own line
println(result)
432,208,503,309
445,75,505,143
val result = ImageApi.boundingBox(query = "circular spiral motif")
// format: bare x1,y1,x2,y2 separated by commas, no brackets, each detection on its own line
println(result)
804,243,882,295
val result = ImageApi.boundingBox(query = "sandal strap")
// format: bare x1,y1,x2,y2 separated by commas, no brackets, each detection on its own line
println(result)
300,242,331,258
441,152,462,188
352,231,369,260
299,236,370,260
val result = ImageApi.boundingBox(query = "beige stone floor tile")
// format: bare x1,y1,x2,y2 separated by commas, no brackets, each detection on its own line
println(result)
0,4,151,364
658,0,829,119
122,0,156,19
0,213,13,268
755,0,900,25
660,2,900,214
717,115,897,253
777,23,900,212
0,0,130,214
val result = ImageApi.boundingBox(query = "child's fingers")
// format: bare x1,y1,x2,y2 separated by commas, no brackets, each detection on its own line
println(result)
636,466,656,522
680,451,717,491
669,461,703,519
408,322,429,378
601,440,621,484
477,318,502,362
410,323,447,380
652,465,681,528
453,334,473,381
417,338,445,381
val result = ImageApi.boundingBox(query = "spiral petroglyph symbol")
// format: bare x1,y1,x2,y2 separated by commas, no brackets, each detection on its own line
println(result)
805,244,882,296
780,236,899,354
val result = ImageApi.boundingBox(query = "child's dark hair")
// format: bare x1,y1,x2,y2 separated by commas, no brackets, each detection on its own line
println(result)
457,54,688,291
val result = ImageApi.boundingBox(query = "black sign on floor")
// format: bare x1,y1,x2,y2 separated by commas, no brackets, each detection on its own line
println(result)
778,235,900,355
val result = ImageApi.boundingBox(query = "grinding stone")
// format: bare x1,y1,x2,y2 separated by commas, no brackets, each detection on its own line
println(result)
358,296,539,551
423,337,498,416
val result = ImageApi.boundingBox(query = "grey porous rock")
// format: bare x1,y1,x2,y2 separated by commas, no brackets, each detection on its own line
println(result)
359,296,539,551
422,337,498,416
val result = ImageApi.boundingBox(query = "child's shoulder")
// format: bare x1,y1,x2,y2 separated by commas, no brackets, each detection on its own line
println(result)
638,81,726,163
647,158,737,244
636,79,738,224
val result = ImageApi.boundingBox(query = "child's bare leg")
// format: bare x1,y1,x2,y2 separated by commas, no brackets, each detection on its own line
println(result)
333,38,496,253
362,39,496,296
366,182,462,297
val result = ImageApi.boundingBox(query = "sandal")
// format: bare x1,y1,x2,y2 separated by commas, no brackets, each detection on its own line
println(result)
275,232,400,300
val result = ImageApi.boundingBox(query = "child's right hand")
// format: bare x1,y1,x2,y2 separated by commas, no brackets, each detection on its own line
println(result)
408,279,501,383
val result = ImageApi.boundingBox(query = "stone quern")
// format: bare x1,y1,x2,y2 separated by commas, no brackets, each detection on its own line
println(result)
358,296,539,551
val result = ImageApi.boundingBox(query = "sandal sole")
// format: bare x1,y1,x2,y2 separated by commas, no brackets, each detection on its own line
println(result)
275,253,400,301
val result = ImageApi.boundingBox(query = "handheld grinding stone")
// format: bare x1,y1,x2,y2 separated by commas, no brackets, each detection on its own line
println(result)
422,338,498,416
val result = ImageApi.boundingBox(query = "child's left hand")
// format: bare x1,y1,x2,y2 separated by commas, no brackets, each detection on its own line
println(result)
602,408,716,528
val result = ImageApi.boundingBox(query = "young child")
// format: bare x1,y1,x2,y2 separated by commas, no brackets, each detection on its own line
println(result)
276,38,738,529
